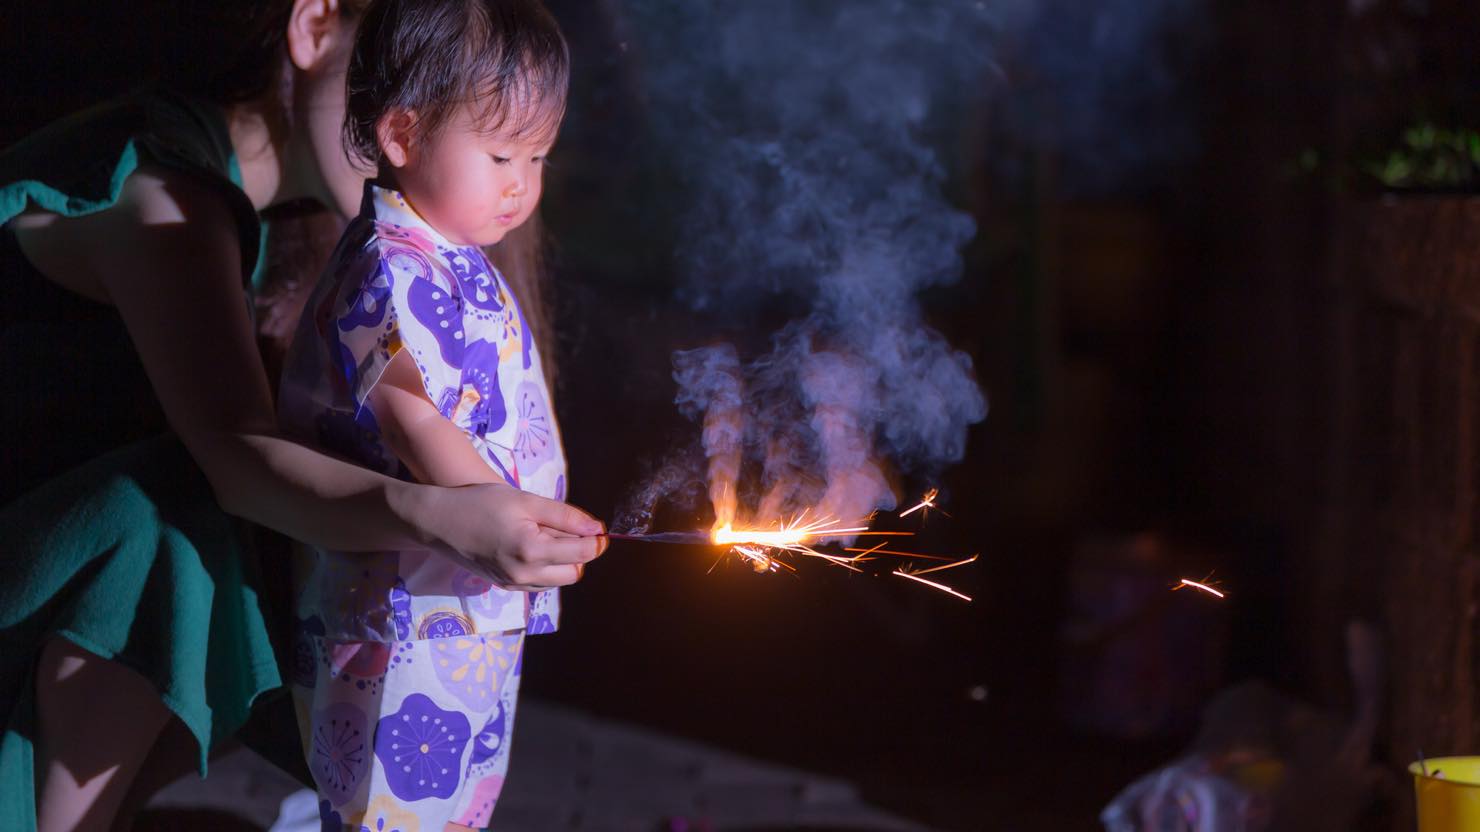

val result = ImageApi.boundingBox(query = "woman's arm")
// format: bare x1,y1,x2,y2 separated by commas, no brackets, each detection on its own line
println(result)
364,349,597,587
17,165,601,584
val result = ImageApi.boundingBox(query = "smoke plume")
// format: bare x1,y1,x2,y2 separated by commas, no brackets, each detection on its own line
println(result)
609,0,1200,531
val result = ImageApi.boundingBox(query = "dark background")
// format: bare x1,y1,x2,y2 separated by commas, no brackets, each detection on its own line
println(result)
5,1,1480,829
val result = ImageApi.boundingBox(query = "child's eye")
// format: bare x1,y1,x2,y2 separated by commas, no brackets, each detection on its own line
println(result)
490,155,511,165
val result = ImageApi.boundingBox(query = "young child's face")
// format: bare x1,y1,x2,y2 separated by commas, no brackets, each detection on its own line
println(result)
391,103,557,246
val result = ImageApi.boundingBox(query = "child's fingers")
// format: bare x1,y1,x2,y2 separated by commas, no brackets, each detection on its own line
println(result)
521,492,604,536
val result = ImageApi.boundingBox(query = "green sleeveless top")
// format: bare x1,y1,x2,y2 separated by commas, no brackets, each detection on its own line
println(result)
0,88,292,832
0,85,267,289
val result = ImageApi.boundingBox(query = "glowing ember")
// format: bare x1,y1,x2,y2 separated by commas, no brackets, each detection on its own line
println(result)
733,545,788,574
1175,577,1226,599
712,519,869,549
899,487,947,519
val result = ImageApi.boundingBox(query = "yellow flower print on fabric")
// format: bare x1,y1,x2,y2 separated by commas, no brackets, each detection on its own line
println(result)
431,634,521,710
354,795,420,832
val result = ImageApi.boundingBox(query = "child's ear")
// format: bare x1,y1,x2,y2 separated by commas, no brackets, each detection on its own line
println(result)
377,110,418,169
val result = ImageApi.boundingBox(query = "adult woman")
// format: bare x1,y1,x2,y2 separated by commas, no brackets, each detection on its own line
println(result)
0,1,603,829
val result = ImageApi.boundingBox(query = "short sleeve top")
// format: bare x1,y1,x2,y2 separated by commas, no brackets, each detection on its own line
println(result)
0,88,267,504
278,183,565,643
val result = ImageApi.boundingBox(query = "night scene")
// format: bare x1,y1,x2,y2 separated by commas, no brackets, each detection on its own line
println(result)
2,1,1479,831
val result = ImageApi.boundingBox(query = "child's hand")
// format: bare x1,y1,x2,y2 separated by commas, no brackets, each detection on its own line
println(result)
435,482,607,590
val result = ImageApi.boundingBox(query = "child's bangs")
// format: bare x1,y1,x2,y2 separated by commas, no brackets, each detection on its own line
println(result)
466,65,567,145
461,4,569,145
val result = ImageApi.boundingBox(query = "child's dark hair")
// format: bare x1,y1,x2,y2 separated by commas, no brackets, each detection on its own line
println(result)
343,0,569,170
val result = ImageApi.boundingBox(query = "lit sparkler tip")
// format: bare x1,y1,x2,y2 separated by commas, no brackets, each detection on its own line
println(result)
1176,578,1226,599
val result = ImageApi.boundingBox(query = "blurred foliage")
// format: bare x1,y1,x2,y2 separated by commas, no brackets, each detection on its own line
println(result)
1294,124,1480,195
1364,124,1480,191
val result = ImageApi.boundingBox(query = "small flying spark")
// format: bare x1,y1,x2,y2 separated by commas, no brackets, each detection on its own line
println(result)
1174,576,1226,599
899,487,950,519
892,568,973,602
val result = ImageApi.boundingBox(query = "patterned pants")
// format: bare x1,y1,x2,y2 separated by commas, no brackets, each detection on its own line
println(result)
291,631,525,831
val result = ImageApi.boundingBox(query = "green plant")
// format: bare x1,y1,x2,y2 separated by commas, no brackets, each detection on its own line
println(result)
1365,124,1480,190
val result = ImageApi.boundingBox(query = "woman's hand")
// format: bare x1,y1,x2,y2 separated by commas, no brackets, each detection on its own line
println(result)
428,483,607,590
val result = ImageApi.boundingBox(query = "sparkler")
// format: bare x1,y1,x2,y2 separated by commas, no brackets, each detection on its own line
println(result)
607,489,976,600
604,531,712,545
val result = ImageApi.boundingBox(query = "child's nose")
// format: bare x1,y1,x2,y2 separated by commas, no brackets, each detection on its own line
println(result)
504,176,527,198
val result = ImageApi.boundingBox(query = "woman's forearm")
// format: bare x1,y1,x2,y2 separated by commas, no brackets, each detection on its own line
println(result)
195,430,449,554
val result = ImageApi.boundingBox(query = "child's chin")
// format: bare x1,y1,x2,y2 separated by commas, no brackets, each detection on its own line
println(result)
473,225,518,247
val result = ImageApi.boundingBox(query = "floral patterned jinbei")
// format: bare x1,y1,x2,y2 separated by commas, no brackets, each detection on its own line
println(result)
278,183,562,829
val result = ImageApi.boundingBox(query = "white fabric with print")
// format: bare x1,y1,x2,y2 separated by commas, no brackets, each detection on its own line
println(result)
278,182,565,643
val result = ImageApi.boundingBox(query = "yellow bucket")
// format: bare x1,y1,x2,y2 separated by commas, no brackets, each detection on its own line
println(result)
1411,757,1480,831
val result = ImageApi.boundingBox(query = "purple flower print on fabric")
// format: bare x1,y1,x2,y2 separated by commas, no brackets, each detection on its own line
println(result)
317,799,343,832
389,578,412,641
467,702,508,770
374,693,469,803
509,276,534,370
291,616,325,688
310,701,371,806
407,275,465,370
458,341,506,436
554,474,566,502
383,245,435,283
511,380,556,473
442,248,504,311
373,220,438,256
417,610,473,639
431,635,518,710
483,446,519,488
338,260,394,332
313,289,360,398
527,591,557,636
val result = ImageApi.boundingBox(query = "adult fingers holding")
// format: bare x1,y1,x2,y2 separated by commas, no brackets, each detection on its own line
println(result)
499,561,584,592
521,492,605,538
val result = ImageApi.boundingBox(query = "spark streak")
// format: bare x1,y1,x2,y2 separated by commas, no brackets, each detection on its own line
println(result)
909,553,979,575
898,487,949,519
892,569,972,602
1176,578,1225,598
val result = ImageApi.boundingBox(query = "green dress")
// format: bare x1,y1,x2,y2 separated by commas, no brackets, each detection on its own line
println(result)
0,87,288,830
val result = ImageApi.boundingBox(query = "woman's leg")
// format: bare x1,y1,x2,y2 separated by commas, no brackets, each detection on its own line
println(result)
34,636,171,832
109,713,204,832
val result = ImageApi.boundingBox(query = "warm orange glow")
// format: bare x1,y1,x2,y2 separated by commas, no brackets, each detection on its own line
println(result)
712,521,868,548
689,501,974,599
